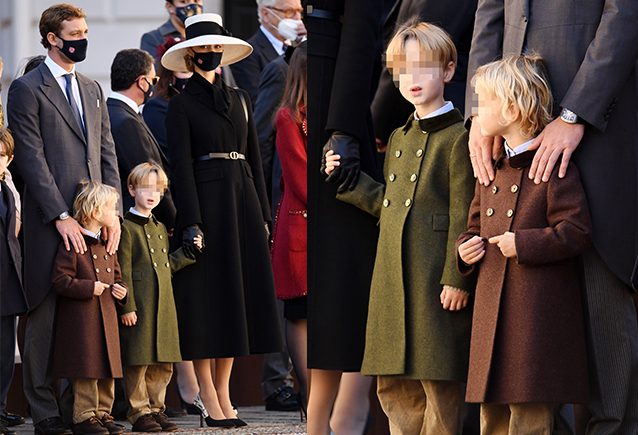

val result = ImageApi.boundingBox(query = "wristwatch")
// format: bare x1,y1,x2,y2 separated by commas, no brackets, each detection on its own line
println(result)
560,108,580,124
59,211,70,221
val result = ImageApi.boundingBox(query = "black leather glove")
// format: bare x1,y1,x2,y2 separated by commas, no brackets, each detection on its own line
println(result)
182,224,204,258
323,131,361,193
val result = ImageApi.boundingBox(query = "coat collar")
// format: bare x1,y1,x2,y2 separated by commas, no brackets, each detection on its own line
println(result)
124,210,159,226
494,149,537,170
402,108,464,134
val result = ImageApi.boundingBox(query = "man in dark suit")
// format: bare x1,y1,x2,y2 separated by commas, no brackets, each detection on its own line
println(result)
466,1,638,433
371,0,477,147
230,0,305,105
107,49,176,229
7,4,120,435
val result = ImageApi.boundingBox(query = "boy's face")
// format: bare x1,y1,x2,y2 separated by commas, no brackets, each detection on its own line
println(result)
96,198,119,228
393,39,454,111
0,147,13,176
129,172,164,214
476,84,511,137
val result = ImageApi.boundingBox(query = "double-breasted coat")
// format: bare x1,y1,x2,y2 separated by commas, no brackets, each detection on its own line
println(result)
51,236,127,379
118,212,195,367
456,151,591,404
271,107,307,300
338,110,474,379
167,72,282,359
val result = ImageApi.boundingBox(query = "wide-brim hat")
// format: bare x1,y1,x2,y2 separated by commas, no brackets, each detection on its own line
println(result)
161,13,252,72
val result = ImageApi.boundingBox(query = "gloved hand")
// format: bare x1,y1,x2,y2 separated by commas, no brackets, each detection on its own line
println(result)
182,224,204,258
323,131,360,193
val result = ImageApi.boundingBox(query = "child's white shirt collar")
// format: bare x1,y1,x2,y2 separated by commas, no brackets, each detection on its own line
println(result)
414,101,454,120
81,227,101,240
504,138,535,158
129,207,151,218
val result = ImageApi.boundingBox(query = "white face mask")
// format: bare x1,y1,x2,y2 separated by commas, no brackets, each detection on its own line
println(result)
278,18,304,42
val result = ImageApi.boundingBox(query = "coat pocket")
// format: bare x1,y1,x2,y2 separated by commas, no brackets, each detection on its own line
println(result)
432,214,449,232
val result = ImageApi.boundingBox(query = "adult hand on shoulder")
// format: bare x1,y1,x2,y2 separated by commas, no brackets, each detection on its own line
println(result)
489,231,517,258
528,118,585,184
102,219,121,255
324,131,361,193
56,217,87,254
121,312,137,326
468,117,503,186
440,285,469,311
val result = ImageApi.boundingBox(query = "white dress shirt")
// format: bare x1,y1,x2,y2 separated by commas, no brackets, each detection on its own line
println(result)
44,55,84,120
504,138,535,158
109,92,140,114
414,101,454,120
260,25,286,56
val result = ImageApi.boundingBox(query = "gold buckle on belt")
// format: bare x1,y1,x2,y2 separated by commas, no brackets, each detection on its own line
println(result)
229,151,240,160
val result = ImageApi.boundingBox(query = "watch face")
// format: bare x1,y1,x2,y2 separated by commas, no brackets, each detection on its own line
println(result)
561,109,578,124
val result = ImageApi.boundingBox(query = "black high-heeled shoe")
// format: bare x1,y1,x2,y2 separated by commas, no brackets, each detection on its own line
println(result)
298,393,307,422
230,418,247,427
204,417,237,428
193,395,238,428
178,390,202,416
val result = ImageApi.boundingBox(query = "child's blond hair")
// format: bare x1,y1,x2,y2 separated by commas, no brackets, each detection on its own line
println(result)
386,21,457,79
127,162,169,193
73,181,119,226
473,54,553,138
0,128,15,159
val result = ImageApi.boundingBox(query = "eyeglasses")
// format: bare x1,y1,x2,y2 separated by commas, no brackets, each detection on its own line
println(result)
144,76,159,86
267,6,303,18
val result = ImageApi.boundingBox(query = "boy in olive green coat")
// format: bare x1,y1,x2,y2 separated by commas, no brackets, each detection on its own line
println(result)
117,163,201,432
325,22,474,435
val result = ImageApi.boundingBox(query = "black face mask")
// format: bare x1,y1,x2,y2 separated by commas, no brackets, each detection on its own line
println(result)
140,78,155,104
192,51,222,72
56,37,88,63
175,3,203,23
172,77,189,93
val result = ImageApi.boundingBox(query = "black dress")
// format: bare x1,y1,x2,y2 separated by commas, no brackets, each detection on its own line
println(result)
166,72,282,359
306,0,385,371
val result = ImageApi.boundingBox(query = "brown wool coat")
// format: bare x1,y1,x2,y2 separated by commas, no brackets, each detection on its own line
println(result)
51,236,126,379
457,150,591,404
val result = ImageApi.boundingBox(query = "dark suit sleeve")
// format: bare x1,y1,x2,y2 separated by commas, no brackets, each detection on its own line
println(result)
254,58,287,203
560,0,638,131
96,84,122,213
464,0,505,120
231,53,261,106
242,90,271,222
167,97,202,228
325,0,384,144
7,79,68,223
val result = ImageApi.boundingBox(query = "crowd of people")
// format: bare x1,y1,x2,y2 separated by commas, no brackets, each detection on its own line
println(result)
0,1,637,435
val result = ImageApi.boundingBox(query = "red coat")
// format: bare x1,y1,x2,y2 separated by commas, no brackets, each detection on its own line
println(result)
457,150,591,404
51,236,127,379
271,107,307,300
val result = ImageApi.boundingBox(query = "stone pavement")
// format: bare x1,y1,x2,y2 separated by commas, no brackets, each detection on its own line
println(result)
11,407,307,435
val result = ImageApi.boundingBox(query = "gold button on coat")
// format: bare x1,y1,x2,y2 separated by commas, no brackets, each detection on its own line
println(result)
150,248,155,253
159,234,164,239
106,267,112,273
146,234,151,239
165,263,170,268
92,254,98,260
153,262,158,268
395,150,402,158
410,174,417,182
507,209,514,218
416,149,423,157
95,268,100,273
389,173,396,182
486,208,494,217
383,199,390,207
492,185,498,194
162,248,167,253
104,255,109,260
405,199,412,207
511,184,519,193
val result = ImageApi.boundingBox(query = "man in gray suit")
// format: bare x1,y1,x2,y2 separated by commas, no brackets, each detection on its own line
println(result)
7,4,120,435
466,1,638,433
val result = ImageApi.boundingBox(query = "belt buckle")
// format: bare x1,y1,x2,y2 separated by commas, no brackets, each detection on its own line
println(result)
229,151,239,160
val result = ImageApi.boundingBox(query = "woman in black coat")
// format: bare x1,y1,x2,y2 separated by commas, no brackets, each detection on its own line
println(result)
162,13,282,427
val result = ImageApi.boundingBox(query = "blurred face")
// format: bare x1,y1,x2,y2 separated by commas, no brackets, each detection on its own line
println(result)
129,172,164,214
394,39,454,113
0,146,12,176
476,83,511,137
96,198,119,228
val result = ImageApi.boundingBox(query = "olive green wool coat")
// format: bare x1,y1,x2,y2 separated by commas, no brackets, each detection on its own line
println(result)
118,212,195,366
338,109,474,380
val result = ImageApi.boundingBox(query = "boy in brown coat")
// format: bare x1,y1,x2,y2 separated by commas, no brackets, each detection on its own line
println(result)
51,182,127,435
457,55,591,434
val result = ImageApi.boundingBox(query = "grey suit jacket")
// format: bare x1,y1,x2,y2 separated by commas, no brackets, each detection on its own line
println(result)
466,0,638,285
7,61,120,309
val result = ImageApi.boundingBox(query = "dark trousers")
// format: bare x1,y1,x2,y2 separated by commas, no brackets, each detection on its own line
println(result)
0,315,17,414
23,291,61,424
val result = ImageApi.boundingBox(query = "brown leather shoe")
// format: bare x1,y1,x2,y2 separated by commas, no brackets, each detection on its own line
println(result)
131,414,162,433
72,417,109,435
99,415,124,435
151,412,178,432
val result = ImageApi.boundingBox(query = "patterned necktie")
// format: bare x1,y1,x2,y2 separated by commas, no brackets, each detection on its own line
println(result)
63,73,87,138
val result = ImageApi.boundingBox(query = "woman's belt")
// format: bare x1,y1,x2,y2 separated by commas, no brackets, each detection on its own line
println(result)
196,152,246,161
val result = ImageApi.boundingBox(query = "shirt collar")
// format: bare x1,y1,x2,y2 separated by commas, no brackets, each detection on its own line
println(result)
414,101,454,120
44,55,76,79
260,25,286,55
504,138,535,158
110,92,140,113
81,227,101,240
129,207,151,218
